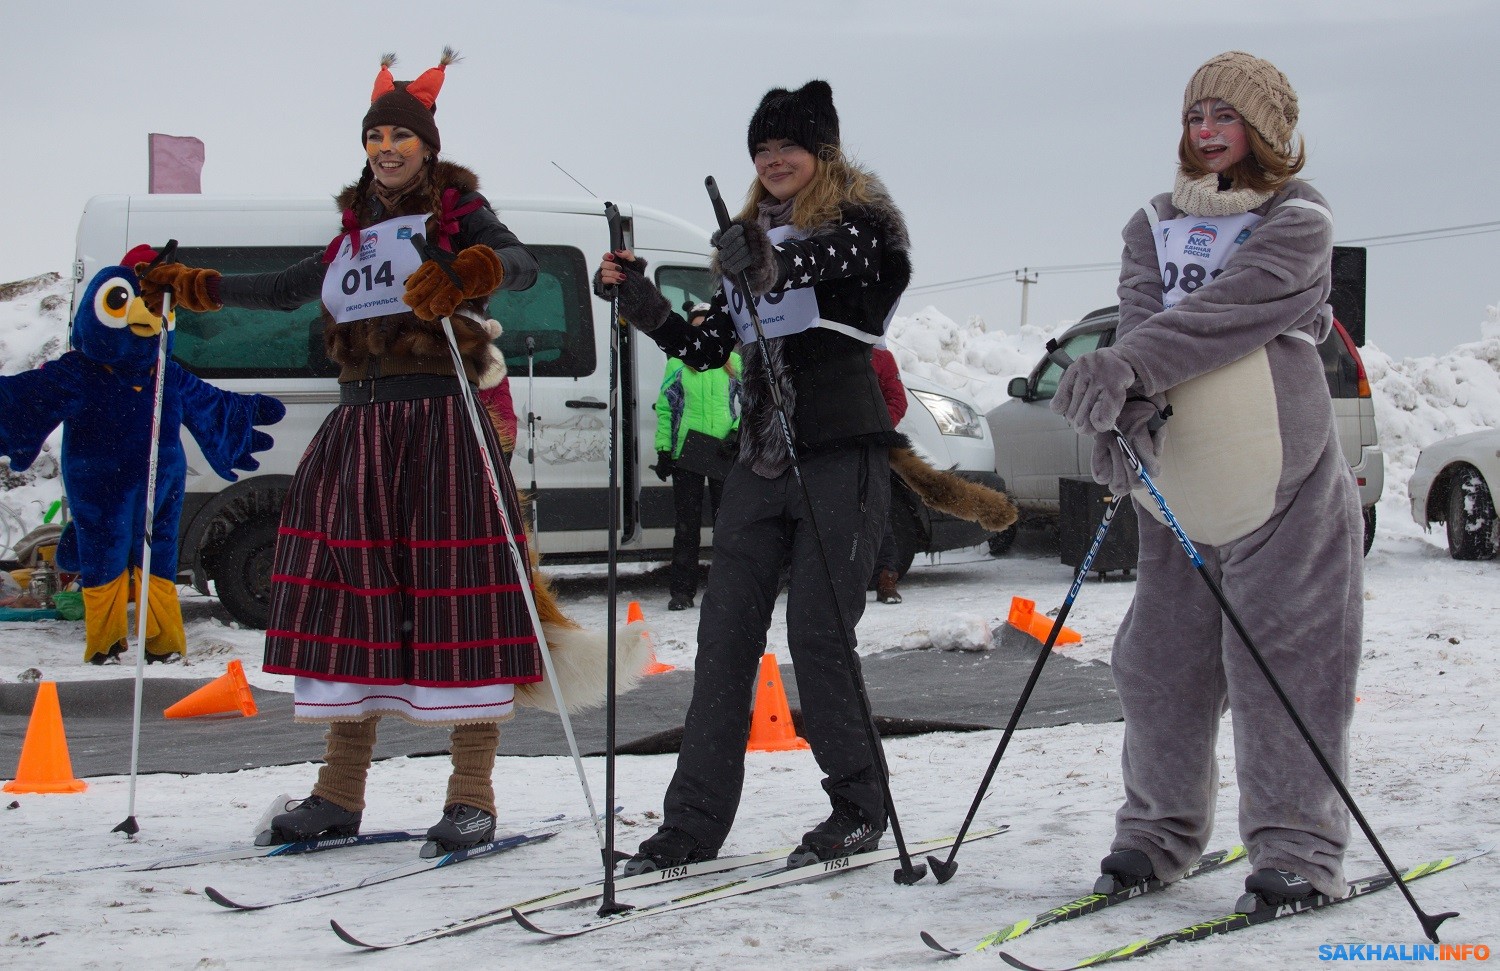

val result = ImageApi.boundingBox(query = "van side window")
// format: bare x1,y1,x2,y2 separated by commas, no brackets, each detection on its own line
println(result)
491,246,596,378
1033,330,1107,400
172,247,336,379
655,266,715,318
169,245,596,380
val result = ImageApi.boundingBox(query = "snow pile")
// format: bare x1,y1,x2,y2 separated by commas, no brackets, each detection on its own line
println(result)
0,273,71,557
885,305,1072,413
898,612,993,652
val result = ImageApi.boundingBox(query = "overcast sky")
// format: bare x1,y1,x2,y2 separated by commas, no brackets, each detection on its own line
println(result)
5,0,1497,360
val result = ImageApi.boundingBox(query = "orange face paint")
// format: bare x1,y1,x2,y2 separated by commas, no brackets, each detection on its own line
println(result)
364,126,422,159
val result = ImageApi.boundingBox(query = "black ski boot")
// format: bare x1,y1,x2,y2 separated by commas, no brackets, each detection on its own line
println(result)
1093,848,1156,893
621,827,716,876
258,794,361,846
1237,867,1316,912
88,640,127,665
787,798,883,869
421,803,496,857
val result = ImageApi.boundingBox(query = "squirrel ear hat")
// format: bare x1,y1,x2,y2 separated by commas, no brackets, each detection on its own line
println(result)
362,47,459,152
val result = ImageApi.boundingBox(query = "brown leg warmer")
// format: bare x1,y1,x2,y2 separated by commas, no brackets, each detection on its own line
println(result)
445,722,500,816
311,717,379,812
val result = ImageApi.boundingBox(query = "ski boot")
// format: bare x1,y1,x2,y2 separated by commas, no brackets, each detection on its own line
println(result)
787,798,884,869
621,827,716,876
1094,848,1156,894
257,794,361,846
145,649,181,665
88,640,127,666
1237,868,1316,913
421,803,497,858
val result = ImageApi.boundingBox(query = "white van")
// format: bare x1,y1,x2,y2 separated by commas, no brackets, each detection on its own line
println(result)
72,194,1003,627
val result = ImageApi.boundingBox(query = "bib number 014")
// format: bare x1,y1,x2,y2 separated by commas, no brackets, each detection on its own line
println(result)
341,260,396,296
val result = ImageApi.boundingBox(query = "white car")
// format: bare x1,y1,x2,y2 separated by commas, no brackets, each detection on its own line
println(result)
988,306,1384,555
1409,428,1500,560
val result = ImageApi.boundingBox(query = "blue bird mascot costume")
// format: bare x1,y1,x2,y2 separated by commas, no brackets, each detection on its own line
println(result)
0,244,286,663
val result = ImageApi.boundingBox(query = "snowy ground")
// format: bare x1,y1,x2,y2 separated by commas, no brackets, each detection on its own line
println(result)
2,277,1499,968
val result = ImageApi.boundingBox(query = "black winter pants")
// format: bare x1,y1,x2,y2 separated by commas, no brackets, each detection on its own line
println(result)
661,445,891,851
669,470,724,600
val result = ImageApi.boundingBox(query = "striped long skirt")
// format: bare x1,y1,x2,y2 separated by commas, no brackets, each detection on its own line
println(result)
263,392,542,724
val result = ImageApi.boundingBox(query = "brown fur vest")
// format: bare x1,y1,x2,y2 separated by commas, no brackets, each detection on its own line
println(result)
324,160,497,382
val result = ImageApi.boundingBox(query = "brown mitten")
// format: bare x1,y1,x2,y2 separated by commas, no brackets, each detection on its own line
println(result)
136,263,222,315
403,245,504,320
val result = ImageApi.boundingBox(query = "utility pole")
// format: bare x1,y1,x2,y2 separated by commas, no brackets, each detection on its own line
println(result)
1015,268,1038,328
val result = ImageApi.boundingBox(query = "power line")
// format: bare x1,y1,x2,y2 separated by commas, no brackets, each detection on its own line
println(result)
904,219,1500,297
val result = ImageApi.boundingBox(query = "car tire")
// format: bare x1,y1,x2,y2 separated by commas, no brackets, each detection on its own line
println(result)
206,516,280,629
1362,504,1376,557
987,523,1019,558
1445,467,1499,561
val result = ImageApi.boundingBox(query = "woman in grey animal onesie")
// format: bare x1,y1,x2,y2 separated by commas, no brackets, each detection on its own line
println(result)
1051,51,1363,908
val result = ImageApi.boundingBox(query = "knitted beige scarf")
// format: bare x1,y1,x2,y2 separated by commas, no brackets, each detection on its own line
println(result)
1172,170,1271,217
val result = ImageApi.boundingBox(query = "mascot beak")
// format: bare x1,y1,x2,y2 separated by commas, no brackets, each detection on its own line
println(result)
126,295,169,337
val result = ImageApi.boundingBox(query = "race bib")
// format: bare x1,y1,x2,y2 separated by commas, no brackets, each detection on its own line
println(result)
1152,211,1261,309
724,225,822,343
320,214,430,324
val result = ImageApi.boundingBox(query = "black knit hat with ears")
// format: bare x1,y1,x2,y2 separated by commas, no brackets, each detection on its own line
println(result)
747,80,840,158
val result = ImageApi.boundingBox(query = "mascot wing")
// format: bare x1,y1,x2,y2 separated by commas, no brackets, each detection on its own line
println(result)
173,363,287,481
0,353,95,471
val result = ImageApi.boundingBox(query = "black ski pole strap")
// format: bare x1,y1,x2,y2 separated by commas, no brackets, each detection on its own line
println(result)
409,233,463,289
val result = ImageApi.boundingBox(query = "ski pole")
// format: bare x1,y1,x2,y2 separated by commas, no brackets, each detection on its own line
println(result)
525,334,540,548
409,235,606,851
929,489,1123,883
114,238,179,838
705,177,927,886
1050,339,1458,943
598,201,629,917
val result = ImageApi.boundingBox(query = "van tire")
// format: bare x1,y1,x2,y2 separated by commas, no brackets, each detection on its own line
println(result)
987,523,1019,558
207,515,280,629
1446,467,1499,561
1362,504,1376,557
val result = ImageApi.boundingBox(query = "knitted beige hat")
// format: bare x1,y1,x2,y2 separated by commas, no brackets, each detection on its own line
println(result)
1182,51,1298,150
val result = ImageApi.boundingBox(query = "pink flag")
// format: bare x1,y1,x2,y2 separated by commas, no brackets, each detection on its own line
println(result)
148,133,205,193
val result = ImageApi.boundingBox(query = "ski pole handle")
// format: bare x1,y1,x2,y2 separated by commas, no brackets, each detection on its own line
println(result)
604,201,624,252
705,176,733,232
145,239,180,273
409,233,463,289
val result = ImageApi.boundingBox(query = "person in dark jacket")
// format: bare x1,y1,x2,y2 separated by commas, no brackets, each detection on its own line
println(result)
869,346,908,604
655,303,741,611
597,79,912,872
139,50,546,852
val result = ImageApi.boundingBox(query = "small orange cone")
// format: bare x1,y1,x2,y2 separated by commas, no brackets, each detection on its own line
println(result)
4,681,88,794
164,660,259,719
628,600,676,675
746,653,810,752
1008,596,1081,647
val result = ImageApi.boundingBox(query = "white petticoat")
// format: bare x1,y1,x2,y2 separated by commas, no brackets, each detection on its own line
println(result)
292,677,515,725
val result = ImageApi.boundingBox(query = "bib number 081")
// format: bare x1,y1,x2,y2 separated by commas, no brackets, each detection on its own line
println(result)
341,260,396,295
1162,261,1224,295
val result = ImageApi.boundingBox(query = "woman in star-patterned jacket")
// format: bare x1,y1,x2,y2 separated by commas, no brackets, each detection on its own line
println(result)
597,79,911,872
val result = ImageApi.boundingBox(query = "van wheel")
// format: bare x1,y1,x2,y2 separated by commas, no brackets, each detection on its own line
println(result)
987,523,1019,558
207,516,279,629
1446,467,1499,560
1361,505,1376,557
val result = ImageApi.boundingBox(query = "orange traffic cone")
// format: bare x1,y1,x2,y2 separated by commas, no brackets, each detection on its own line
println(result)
164,660,259,719
746,653,810,752
628,600,676,675
4,681,88,794
1007,596,1081,647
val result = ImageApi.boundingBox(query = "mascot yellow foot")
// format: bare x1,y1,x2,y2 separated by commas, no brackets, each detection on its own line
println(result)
81,570,186,663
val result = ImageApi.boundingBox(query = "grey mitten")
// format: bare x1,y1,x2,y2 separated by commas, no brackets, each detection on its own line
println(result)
1050,347,1137,435
711,219,780,295
594,254,671,332
1090,399,1164,496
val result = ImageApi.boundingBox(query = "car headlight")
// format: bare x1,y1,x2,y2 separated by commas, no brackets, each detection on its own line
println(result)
912,390,984,438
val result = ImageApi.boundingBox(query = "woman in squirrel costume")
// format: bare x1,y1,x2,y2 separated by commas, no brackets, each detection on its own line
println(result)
1052,52,1363,907
599,80,1013,873
142,51,646,851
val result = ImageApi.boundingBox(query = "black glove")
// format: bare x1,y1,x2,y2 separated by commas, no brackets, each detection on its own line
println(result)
654,450,674,482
